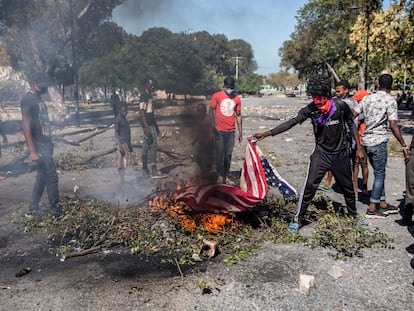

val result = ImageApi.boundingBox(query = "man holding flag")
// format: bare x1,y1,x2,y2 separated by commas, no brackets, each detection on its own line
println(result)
253,74,364,232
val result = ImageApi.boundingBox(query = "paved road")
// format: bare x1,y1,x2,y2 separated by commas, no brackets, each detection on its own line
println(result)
1,95,413,310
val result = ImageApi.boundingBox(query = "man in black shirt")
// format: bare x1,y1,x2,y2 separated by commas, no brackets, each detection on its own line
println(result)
139,79,165,179
253,74,364,232
20,73,62,219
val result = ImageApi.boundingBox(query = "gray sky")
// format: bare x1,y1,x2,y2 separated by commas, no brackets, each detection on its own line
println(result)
112,0,308,76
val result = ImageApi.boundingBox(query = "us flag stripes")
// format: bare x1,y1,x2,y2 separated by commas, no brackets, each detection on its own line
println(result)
177,139,296,212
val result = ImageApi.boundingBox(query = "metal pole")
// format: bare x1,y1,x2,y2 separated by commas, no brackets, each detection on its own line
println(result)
364,10,370,90
232,56,243,80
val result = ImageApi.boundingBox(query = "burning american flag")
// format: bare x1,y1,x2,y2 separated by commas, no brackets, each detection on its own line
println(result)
177,139,297,213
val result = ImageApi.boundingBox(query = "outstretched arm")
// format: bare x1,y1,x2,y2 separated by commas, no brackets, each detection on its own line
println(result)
253,117,301,141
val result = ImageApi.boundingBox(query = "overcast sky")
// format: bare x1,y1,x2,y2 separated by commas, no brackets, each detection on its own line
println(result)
112,0,309,76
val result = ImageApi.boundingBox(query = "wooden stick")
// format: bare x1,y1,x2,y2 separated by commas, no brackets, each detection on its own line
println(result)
60,242,118,261
74,127,110,144
74,147,117,165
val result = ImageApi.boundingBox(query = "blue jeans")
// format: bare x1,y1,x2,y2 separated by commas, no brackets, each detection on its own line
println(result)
142,125,158,170
214,131,235,179
29,139,61,215
365,140,388,203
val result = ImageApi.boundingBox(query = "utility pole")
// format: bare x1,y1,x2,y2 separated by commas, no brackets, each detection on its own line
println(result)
69,0,80,126
232,56,243,80
364,8,370,90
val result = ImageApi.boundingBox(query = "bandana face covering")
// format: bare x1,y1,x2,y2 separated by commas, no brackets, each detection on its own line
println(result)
312,96,330,114
313,98,336,133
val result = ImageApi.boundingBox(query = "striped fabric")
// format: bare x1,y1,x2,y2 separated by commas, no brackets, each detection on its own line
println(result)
176,139,268,212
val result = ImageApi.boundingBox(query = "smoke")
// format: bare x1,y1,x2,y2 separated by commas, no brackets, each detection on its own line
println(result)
112,0,254,37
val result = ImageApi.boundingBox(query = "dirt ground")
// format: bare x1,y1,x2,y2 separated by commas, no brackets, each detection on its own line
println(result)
0,96,413,311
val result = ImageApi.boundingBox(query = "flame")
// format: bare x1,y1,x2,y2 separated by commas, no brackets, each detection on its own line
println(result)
149,180,239,234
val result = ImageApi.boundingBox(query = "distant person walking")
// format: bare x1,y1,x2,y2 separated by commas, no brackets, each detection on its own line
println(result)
353,73,409,218
115,104,132,187
209,76,242,184
110,89,120,119
139,79,165,179
20,73,63,219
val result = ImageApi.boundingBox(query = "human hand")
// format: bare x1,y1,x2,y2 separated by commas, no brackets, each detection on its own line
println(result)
356,147,365,163
54,119,65,128
146,134,154,144
213,128,219,140
403,148,410,164
30,151,41,162
119,144,125,156
253,132,268,141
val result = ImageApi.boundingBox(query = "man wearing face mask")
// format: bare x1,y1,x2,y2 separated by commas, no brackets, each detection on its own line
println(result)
210,76,242,184
20,72,62,219
253,74,364,232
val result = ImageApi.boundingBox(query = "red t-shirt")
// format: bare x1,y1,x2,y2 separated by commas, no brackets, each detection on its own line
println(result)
210,90,241,132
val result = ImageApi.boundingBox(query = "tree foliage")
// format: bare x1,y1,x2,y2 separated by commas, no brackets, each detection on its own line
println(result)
0,0,257,95
278,0,413,89
0,0,124,78
267,71,300,94
349,0,414,88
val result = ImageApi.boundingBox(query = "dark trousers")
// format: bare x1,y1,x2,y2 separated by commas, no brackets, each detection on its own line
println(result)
294,147,356,223
214,131,235,179
405,148,414,218
29,139,61,214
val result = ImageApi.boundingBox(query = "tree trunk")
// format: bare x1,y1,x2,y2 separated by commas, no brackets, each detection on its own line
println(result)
357,61,365,90
323,60,340,82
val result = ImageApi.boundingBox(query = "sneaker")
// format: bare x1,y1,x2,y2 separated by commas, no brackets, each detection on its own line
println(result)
406,243,414,254
150,171,167,179
365,208,387,219
378,204,399,215
318,184,333,193
24,210,41,218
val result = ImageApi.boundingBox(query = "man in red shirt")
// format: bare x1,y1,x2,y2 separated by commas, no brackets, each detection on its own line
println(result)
209,77,242,184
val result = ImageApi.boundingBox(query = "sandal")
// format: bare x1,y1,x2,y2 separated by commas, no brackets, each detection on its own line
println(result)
287,222,300,233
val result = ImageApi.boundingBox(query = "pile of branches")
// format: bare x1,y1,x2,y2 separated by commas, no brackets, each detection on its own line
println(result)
17,194,394,265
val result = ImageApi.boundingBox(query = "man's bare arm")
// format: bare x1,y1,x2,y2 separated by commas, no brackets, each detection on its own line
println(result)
22,115,39,161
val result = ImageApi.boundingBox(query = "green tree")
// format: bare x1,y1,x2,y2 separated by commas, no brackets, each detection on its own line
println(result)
279,0,382,85
349,1,414,89
267,71,300,94
236,73,263,94
0,0,124,77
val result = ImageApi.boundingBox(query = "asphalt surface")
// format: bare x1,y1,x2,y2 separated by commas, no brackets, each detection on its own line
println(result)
0,95,413,311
